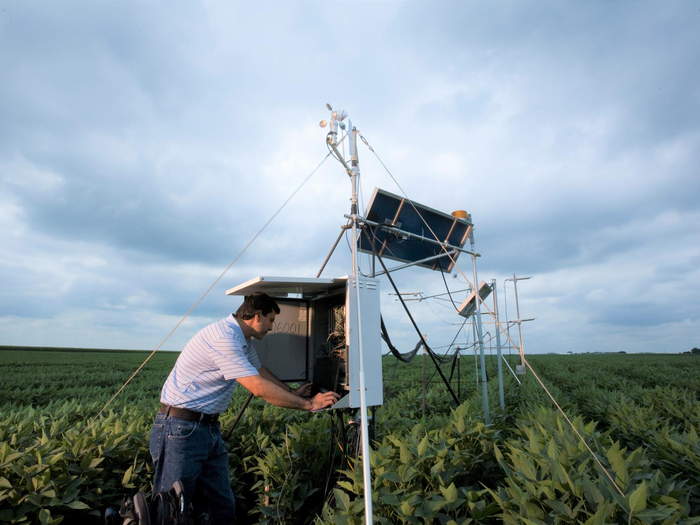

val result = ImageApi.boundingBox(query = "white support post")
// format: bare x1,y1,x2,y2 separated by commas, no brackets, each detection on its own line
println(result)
348,121,373,525
492,279,505,410
513,272,525,369
472,252,490,425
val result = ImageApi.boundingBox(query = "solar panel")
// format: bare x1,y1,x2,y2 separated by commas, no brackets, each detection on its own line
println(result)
358,187,472,272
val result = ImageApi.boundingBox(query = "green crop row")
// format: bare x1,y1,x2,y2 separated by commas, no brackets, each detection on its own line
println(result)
1,350,699,524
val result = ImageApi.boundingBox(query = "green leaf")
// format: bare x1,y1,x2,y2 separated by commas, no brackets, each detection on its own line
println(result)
381,471,401,483
24,493,42,507
440,483,458,504
429,496,446,513
521,518,546,525
606,444,628,486
39,508,51,525
454,412,466,433
636,508,677,522
547,500,572,518
48,452,65,466
66,500,90,510
628,480,647,513
399,443,412,464
337,481,354,492
582,476,604,508
379,492,400,506
430,459,445,479
417,434,430,456
334,489,350,513
122,465,133,485
583,505,607,525
0,451,24,466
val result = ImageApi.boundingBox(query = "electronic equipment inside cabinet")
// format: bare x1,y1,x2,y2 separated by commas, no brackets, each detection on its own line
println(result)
226,276,383,409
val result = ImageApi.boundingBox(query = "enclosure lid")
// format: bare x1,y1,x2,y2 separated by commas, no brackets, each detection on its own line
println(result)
226,276,346,298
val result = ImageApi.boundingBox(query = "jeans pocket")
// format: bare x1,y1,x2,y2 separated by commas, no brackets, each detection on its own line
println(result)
169,419,198,439
149,423,164,462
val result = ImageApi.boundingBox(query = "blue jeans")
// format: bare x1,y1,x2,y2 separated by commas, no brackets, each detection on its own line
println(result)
149,413,236,524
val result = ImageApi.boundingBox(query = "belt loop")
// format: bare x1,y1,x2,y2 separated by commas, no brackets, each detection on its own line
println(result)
198,412,206,424
165,405,171,417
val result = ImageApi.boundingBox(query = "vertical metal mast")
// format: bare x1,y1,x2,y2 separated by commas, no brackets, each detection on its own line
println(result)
348,118,373,525
323,106,373,522
513,273,524,368
510,273,531,370
492,279,505,410
469,217,490,425
324,107,374,522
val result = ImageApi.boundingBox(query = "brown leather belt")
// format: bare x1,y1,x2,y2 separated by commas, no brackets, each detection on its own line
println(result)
159,403,219,424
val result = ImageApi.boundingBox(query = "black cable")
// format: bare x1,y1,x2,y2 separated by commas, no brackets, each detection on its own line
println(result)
448,347,460,382
322,410,339,503
380,316,423,363
436,255,459,310
425,349,460,385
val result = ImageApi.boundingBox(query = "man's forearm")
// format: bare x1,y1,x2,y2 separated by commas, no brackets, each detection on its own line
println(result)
238,374,312,410
258,366,293,392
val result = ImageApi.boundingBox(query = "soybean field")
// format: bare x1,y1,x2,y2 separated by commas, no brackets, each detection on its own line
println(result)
1,347,699,524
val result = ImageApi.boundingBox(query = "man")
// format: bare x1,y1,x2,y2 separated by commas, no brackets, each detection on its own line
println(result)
149,292,339,523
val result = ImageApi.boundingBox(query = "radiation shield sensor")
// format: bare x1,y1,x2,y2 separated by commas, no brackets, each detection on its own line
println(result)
456,281,492,318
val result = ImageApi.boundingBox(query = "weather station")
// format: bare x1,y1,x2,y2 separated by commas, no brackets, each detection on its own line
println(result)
86,103,538,525
221,104,515,523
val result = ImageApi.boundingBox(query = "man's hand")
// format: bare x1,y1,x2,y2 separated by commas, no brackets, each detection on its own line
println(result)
310,391,340,412
292,382,313,397
238,374,339,412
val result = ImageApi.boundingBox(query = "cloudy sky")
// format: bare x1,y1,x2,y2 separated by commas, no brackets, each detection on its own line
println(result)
1,1,698,357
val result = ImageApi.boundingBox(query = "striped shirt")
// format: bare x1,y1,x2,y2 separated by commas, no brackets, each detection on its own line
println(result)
160,314,261,414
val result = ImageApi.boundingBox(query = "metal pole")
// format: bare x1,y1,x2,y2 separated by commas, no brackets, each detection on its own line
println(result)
466,215,489,424
371,250,459,276
317,225,352,278
422,341,426,420
457,347,461,400
492,279,505,410
501,355,522,385
347,122,373,525
472,320,479,387
513,273,525,368
472,253,490,425
350,128,358,275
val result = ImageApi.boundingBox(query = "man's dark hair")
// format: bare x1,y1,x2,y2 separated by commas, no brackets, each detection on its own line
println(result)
235,292,281,320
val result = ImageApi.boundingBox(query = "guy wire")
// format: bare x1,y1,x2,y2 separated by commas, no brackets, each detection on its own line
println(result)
359,133,626,498
84,153,331,432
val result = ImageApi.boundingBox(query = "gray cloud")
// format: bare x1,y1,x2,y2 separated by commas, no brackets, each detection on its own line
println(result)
1,1,698,354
